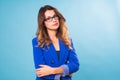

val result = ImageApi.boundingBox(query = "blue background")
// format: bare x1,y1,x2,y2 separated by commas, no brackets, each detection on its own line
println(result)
0,0,120,80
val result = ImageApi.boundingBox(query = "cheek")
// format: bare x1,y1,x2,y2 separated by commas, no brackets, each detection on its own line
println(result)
44,22,51,28
58,21,60,26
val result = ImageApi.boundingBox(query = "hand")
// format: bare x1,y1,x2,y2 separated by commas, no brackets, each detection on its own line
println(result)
36,65,54,77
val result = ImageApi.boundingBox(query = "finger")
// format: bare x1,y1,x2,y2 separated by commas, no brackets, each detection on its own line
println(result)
36,72,43,77
39,74,45,77
37,74,41,77
36,72,40,76
36,71,42,77
36,70,40,74
39,74,42,77
36,68,41,71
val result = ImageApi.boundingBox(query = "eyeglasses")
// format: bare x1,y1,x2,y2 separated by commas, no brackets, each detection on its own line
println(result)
44,14,59,22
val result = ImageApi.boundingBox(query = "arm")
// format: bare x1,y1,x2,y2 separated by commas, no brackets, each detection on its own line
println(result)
36,65,63,77
32,38,79,79
36,40,79,78
32,38,55,79
60,40,80,76
32,38,45,68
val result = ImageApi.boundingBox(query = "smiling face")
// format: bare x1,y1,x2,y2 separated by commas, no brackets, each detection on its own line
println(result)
44,10,60,31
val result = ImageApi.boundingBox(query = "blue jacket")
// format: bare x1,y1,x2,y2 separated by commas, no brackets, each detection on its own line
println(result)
32,37,79,80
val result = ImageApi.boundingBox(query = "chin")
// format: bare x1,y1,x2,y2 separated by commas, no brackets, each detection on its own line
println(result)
52,26,59,29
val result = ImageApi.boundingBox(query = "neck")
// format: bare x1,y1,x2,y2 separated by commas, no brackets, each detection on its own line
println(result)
47,30,57,40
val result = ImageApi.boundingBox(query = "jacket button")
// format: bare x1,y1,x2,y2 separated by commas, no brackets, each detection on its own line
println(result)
51,60,54,64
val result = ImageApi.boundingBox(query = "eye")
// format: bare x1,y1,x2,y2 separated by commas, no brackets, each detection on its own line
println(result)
53,15,58,18
45,17,51,21
44,14,59,22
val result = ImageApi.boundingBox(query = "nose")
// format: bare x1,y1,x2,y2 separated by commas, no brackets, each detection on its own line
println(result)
52,18,57,22
52,19,56,22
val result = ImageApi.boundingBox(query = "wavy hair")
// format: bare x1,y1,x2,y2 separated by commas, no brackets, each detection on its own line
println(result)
36,5,72,49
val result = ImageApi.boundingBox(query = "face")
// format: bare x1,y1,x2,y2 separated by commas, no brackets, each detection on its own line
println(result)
44,10,59,31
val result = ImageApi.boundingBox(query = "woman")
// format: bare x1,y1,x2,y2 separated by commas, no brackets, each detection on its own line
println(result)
32,5,79,80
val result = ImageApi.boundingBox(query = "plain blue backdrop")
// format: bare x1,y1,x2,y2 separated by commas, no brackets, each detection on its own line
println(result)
0,0,120,80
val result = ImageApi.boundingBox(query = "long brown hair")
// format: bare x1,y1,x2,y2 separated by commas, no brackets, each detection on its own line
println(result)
36,5,72,49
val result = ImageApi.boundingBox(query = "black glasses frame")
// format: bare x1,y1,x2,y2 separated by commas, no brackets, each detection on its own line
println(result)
44,14,59,22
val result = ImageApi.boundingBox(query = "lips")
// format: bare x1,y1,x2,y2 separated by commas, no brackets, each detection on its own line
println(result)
52,23,58,26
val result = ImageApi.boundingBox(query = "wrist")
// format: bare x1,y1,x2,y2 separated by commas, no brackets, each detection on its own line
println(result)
52,68,56,74
50,67,55,75
53,67,63,75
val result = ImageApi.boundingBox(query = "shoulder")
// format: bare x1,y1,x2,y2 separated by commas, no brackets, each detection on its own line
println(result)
32,37,38,46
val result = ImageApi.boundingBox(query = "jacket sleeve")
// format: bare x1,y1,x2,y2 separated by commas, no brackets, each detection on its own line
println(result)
61,40,80,76
67,40,80,74
32,37,45,69
32,37,55,79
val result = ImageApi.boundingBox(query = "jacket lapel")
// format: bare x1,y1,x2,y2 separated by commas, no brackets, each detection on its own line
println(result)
48,43,59,65
59,39,68,65
43,39,69,66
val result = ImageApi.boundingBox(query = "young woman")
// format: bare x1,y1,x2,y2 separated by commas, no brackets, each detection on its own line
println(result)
32,5,79,80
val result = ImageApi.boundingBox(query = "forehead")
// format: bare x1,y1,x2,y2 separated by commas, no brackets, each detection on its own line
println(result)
44,10,55,18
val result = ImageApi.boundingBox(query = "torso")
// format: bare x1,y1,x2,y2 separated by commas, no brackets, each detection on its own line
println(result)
52,38,60,51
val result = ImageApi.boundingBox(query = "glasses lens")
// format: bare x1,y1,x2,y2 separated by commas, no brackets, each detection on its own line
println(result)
44,17,51,22
44,15,58,22
53,15,58,20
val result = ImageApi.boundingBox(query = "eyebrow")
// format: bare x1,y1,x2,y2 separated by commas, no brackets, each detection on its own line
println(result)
45,14,56,18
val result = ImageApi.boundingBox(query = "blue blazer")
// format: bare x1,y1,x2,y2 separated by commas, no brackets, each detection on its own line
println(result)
32,37,79,80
